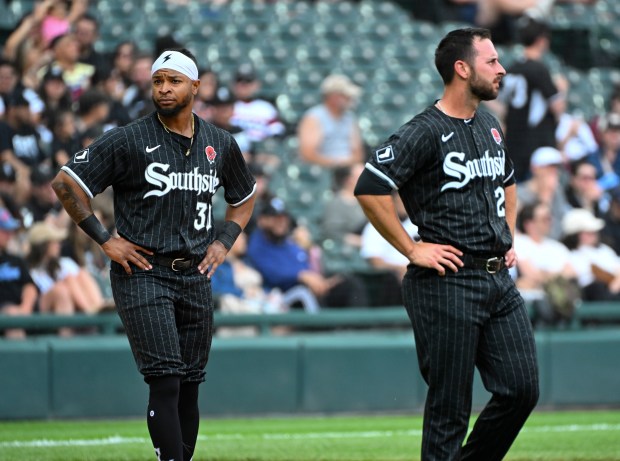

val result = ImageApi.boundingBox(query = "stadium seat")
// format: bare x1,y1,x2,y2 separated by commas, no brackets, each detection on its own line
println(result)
322,240,372,275
247,42,291,69
359,0,404,23
338,42,379,70
229,0,275,23
5,0,36,21
0,1,14,28
294,43,337,71
315,1,362,23
3,0,618,205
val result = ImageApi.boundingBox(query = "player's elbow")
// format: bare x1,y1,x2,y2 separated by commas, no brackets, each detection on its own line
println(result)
51,170,75,200
50,174,65,197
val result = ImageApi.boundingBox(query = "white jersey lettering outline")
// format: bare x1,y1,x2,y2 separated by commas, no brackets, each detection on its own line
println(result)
143,162,219,198
441,149,505,192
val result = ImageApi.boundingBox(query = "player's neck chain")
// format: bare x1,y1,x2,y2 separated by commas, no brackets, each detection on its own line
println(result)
158,113,195,156
435,100,447,114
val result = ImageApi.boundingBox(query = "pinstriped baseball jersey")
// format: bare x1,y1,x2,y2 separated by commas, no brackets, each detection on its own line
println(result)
61,112,256,259
365,104,516,256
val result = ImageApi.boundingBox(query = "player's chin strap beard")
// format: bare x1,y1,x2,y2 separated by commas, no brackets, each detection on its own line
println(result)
157,112,195,156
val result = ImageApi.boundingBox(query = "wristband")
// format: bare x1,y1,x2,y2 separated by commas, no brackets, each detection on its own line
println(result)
78,214,112,246
215,220,242,250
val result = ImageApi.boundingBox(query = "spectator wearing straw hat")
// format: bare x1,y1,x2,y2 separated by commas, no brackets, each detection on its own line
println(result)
561,207,620,301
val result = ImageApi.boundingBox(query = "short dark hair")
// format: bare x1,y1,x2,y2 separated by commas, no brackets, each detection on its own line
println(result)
517,201,541,233
80,125,104,144
561,233,579,251
47,108,72,132
76,89,109,116
162,47,198,69
0,58,16,71
78,12,99,29
155,34,183,57
113,41,136,59
49,33,71,50
435,28,492,84
569,158,595,176
516,16,550,47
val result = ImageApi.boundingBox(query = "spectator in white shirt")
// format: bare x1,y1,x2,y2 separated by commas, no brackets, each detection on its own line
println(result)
360,192,418,282
230,63,285,143
514,201,577,294
561,207,620,301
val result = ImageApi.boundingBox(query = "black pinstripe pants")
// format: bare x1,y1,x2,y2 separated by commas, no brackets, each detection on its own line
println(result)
403,265,539,461
110,262,214,383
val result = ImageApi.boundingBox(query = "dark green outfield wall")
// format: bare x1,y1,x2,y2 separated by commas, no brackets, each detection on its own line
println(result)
1,330,620,420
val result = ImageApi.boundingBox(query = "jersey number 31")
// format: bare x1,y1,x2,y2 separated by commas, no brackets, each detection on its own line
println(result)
194,202,212,231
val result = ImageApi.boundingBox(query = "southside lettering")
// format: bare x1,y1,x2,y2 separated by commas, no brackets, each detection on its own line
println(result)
143,162,219,198
441,149,506,192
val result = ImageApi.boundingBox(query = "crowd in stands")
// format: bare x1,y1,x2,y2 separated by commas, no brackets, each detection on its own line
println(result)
1,0,620,338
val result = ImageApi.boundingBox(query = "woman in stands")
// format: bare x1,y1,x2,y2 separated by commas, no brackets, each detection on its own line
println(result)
26,220,105,323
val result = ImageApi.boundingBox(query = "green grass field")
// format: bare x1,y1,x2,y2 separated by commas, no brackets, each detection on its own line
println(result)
1,410,619,461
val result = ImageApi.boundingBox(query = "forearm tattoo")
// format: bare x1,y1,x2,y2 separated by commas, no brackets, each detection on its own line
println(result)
52,181,93,223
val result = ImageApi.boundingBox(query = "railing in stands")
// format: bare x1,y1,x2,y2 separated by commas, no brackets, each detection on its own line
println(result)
1,303,620,337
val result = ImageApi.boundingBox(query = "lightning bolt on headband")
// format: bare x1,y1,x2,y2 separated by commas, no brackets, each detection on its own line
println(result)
151,51,199,81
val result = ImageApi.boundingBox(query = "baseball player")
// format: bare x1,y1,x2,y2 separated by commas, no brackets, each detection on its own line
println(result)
496,17,563,182
355,28,539,461
52,48,256,461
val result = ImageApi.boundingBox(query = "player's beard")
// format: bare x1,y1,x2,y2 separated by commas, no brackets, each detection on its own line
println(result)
153,92,193,117
469,70,499,101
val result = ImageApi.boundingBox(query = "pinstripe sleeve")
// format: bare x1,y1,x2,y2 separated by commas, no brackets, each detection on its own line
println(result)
366,122,434,190
61,127,127,197
220,136,256,206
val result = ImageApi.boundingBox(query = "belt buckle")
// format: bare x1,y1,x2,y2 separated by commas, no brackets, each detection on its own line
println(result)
485,257,502,274
171,258,186,272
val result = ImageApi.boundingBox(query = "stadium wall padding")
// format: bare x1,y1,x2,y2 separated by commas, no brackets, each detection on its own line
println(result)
1,330,619,419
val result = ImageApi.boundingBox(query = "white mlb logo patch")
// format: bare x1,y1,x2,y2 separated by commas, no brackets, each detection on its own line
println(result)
74,148,89,163
375,145,395,163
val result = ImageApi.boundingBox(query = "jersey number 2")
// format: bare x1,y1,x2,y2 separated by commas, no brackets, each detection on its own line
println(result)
194,202,212,231
494,187,506,217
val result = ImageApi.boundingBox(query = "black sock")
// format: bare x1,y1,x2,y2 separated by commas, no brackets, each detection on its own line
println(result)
147,376,183,461
178,382,200,461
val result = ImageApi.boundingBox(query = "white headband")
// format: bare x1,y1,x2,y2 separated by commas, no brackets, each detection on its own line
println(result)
151,51,198,81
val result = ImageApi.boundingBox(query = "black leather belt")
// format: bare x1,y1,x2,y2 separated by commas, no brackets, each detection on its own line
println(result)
462,254,505,274
151,254,198,272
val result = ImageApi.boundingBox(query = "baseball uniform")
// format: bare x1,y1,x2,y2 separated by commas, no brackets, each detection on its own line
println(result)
362,104,539,461
498,57,560,182
61,112,256,382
